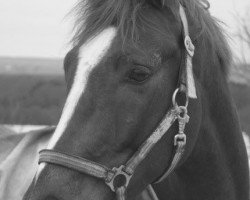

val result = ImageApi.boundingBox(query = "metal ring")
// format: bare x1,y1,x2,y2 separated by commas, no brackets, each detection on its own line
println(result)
172,88,189,108
105,165,132,192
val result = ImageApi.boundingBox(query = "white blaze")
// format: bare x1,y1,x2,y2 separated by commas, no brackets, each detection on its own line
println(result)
48,27,117,148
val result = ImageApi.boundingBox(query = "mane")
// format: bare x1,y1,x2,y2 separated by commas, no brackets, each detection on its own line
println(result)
71,0,231,75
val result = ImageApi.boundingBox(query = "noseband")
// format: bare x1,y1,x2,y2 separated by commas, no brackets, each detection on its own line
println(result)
38,4,197,200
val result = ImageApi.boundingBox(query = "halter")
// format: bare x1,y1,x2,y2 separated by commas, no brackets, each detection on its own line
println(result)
38,4,197,200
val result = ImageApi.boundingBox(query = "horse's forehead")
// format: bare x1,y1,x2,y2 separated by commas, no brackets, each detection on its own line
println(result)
47,27,117,149
78,27,117,61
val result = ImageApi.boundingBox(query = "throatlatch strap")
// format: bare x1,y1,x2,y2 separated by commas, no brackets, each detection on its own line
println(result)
154,142,185,183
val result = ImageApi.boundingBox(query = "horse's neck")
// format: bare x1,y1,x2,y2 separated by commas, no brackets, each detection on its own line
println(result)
155,73,249,200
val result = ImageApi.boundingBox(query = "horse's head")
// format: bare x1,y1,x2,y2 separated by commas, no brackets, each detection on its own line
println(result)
24,0,207,199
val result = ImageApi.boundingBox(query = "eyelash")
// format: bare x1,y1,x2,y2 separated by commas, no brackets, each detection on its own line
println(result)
127,65,152,83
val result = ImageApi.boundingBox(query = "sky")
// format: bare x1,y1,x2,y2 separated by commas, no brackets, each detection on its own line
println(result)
0,0,249,60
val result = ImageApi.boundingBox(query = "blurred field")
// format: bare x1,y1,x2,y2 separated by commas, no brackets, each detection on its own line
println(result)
0,56,63,75
0,74,66,125
0,57,250,135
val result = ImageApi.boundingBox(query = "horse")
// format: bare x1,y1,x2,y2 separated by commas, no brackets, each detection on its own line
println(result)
0,126,54,200
23,0,249,199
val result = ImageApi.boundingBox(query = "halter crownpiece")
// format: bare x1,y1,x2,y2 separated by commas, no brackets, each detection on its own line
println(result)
179,5,197,99
38,4,196,200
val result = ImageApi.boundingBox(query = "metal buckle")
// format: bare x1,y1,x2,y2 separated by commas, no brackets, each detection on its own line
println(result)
184,36,195,57
105,165,132,192
174,134,186,146
174,105,189,146
172,88,189,109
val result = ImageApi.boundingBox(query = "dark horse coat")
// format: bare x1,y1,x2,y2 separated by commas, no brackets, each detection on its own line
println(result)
23,0,249,199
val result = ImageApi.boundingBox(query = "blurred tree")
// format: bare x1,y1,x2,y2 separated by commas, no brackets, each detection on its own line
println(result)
230,4,250,87
234,5,250,65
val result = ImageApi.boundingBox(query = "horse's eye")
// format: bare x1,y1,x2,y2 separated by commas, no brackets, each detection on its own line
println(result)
128,67,151,83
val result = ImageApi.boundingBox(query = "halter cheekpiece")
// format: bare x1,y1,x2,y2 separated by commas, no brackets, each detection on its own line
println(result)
38,4,197,200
